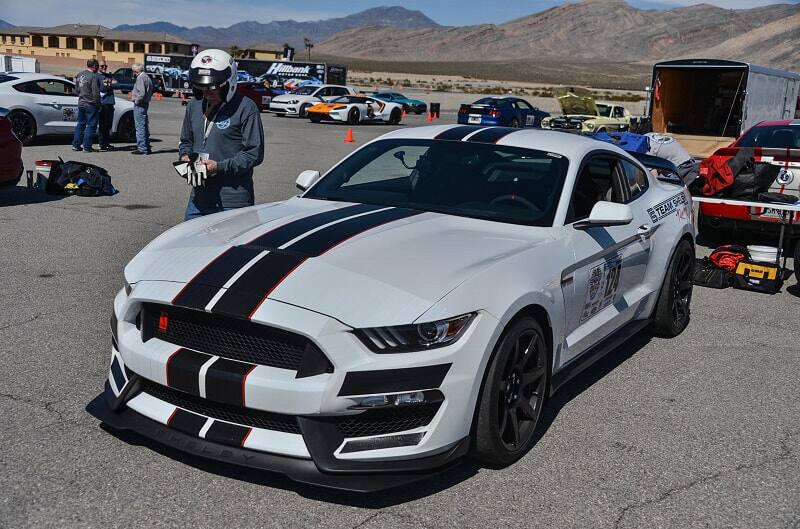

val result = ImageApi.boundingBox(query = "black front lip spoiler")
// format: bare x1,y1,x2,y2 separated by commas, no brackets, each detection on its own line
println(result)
90,382,469,493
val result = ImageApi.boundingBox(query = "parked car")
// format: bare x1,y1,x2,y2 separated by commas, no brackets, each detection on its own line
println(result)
0,72,135,146
372,91,427,114
0,106,23,186
307,95,403,125
236,82,275,112
458,96,549,128
111,67,134,94
269,84,358,118
99,125,694,491
541,87,631,133
697,119,800,243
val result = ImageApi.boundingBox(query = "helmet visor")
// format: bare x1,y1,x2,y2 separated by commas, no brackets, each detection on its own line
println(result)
189,66,231,90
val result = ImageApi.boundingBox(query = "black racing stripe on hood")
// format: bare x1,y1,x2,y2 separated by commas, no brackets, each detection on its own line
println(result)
247,203,382,248
466,127,517,144
211,208,422,319
435,125,486,141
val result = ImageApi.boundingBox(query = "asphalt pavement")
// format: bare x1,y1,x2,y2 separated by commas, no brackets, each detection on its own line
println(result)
1,98,798,529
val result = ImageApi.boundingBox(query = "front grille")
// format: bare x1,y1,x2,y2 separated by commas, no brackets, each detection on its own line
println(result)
140,378,301,434
142,303,331,374
334,403,441,438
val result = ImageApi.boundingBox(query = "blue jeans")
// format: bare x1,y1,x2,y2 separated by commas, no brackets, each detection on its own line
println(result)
133,104,150,153
184,198,236,221
72,105,98,150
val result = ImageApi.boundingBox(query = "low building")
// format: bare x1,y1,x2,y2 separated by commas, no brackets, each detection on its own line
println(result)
0,24,194,64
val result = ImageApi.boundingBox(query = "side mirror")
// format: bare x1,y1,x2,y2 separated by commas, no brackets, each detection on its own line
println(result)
295,170,321,191
573,201,633,229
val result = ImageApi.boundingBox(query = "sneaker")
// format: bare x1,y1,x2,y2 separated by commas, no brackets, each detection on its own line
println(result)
83,148,95,153
131,150,151,155
71,146,83,152
99,145,114,151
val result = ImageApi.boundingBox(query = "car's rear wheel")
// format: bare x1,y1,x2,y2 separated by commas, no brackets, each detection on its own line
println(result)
8,109,36,146
473,316,548,466
309,117,321,123
510,118,520,128
348,108,360,125
389,109,402,125
793,240,800,282
299,103,310,118
650,239,694,337
115,111,136,142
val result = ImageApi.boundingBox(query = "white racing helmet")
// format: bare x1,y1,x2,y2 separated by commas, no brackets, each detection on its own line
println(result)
189,49,237,102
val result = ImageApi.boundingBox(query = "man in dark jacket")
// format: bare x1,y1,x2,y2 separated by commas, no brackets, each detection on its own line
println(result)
71,59,101,152
178,49,264,220
98,60,115,151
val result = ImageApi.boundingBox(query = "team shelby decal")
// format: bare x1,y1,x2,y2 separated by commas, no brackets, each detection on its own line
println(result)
173,204,423,319
647,192,688,223
166,348,257,406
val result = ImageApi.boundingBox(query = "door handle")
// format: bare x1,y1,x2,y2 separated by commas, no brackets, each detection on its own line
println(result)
638,224,653,236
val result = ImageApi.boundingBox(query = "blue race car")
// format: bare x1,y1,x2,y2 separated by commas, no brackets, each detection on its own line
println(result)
372,91,427,114
458,96,549,128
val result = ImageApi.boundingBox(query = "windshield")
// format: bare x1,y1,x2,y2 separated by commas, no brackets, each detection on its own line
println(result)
596,104,611,117
305,139,569,227
736,125,800,148
292,86,316,95
474,97,502,107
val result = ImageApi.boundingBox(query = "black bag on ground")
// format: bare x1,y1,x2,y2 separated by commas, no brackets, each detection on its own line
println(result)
692,257,735,289
724,148,779,200
45,159,117,197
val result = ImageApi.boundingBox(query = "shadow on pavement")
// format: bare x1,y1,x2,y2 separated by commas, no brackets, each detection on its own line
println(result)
0,184,67,207
86,331,651,506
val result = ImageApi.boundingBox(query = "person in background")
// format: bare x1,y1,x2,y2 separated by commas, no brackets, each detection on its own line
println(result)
71,59,101,152
98,60,115,151
131,63,154,155
178,49,264,220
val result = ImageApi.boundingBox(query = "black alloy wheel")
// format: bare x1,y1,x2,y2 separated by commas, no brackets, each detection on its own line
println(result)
9,110,36,146
651,239,694,337
116,112,136,142
473,316,548,465
299,103,310,118
510,117,520,128
389,109,402,125
347,108,360,125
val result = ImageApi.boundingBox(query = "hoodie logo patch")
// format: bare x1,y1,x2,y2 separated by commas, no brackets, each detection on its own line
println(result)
216,118,230,130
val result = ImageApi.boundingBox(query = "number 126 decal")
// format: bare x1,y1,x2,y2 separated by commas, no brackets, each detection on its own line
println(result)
580,252,623,323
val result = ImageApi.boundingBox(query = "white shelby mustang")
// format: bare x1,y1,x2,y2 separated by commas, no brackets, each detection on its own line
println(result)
268,84,358,118
98,125,695,492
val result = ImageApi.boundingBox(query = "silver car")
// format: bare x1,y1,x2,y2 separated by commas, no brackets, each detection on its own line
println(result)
0,72,135,146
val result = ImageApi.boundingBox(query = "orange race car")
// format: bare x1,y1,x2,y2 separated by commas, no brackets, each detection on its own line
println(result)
307,95,403,125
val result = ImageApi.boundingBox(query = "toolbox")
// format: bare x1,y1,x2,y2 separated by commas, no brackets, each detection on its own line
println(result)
733,260,782,294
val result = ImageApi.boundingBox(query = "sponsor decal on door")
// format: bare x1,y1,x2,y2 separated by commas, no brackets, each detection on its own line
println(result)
580,252,623,323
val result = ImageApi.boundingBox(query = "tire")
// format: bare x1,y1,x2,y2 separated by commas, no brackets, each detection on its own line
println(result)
347,108,360,125
597,127,607,133
299,104,310,118
510,118,520,128
389,109,401,125
115,111,136,142
309,117,321,123
8,109,36,146
473,316,549,466
793,240,799,283
415,107,426,115
650,239,694,338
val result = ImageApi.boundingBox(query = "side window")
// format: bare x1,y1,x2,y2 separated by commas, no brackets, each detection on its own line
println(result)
334,87,348,96
314,87,328,98
13,81,45,94
516,100,532,110
38,80,74,96
613,106,625,118
567,156,624,223
619,159,649,201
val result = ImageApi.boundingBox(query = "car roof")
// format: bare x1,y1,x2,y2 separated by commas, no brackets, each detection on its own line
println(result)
379,125,631,161
753,119,800,127
4,72,72,83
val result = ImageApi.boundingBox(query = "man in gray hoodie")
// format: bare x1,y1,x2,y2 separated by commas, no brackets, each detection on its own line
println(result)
71,59,101,152
131,63,154,155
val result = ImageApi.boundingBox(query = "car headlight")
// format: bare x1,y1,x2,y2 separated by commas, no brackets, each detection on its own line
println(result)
354,313,476,353
585,122,595,130
287,99,299,105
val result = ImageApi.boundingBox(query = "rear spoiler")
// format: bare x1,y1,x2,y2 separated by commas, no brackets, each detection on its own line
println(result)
629,152,684,186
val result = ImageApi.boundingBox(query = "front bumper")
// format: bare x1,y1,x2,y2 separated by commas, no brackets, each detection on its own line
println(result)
269,102,298,116
94,381,468,492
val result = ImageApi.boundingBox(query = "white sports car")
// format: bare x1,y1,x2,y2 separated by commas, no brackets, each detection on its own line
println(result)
0,72,135,146
307,95,404,125
96,125,695,491
269,84,357,118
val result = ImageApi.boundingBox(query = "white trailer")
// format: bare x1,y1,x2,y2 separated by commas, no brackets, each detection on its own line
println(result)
0,55,40,73
648,59,800,156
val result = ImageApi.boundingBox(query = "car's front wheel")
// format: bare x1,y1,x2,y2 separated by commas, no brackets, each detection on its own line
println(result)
8,109,37,146
299,103,310,118
650,239,694,337
115,111,136,142
347,108,360,125
473,315,549,466
389,109,402,125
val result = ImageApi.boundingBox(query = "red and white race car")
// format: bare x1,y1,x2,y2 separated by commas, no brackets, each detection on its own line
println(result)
698,119,800,239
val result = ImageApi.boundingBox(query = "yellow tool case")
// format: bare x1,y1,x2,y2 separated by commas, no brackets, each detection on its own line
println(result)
733,260,782,294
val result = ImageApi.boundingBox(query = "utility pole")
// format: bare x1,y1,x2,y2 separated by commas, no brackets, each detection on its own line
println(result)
304,38,313,61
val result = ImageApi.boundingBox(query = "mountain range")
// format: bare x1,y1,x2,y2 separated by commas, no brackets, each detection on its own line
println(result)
316,0,800,71
114,7,439,48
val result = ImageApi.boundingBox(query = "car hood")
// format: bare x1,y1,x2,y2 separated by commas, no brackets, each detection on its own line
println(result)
554,87,598,117
273,93,315,102
126,198,551,327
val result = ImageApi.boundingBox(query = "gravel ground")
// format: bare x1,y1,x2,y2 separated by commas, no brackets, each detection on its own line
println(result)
1,98,798,529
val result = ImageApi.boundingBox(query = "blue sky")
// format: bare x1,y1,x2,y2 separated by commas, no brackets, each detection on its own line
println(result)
4,0,799,27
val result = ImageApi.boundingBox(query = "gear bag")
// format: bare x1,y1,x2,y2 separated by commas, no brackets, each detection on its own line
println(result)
709,244,749,272
45,158,118,197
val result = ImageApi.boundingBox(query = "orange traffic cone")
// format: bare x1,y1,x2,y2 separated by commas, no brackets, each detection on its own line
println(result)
402,109,408,118
426,112,433,122
344,128,355,143
154,92,162,102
